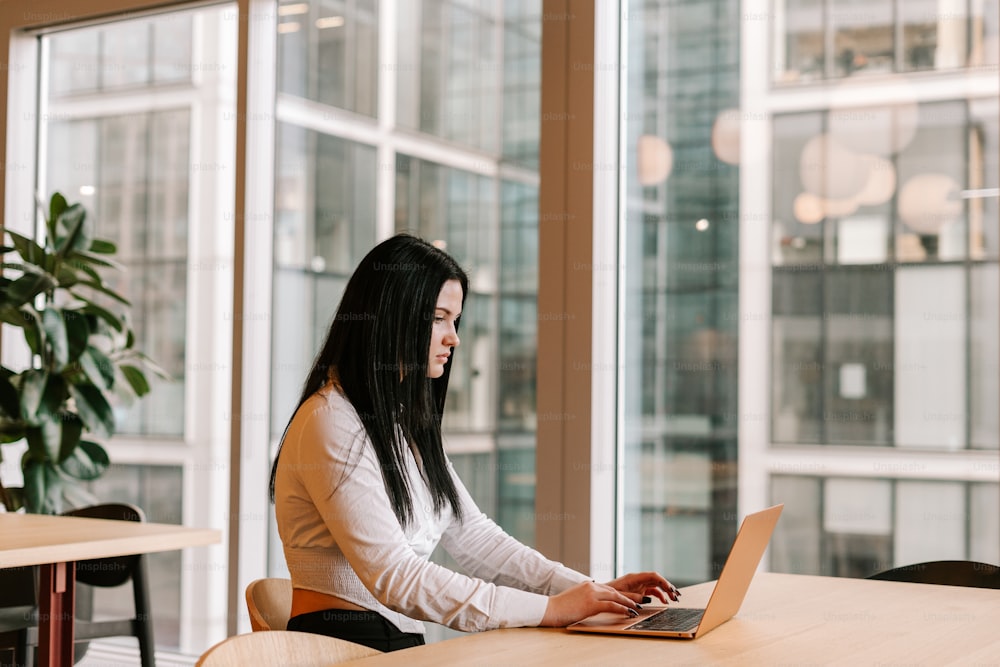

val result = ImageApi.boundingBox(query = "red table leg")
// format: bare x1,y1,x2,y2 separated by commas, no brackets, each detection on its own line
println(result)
38,561,76,666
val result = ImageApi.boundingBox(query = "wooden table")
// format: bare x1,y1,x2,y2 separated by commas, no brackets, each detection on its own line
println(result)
340,572,1000,666
0,512,220,665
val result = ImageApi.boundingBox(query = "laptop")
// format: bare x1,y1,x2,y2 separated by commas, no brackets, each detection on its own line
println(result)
567,504,783,639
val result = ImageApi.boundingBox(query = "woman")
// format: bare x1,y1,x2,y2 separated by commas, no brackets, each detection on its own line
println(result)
270,234,677,652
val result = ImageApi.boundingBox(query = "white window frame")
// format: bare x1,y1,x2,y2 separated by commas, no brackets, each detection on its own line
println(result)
0,0,277,657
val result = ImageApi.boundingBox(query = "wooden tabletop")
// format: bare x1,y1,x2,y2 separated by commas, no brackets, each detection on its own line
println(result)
339,572,1000,666
0,512,220,568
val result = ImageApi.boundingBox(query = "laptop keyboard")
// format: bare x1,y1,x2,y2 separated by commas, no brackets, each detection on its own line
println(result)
628,607,704,632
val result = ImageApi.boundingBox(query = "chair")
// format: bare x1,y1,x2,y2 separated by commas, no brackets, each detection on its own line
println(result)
0,503,156,667
245,578,293,631
196,630,381,666
867,560,1000,589
0,567,37,667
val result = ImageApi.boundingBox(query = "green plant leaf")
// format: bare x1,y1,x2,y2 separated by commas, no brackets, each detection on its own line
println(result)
55,264,81,288
0,373,20,418
134,351,173,381
62,309,91,363
20,307,45,357
56,412,84,462
22,459,64,514
1,485,24,512
0,423,26,443
89,239,117,254
58,438,109,481
1,261,50,276
3,228,46,266
19,369,48,422
42,307,69,369
73,294,124,332
54,203,90,257
6,272,55,306
73,259,102,283
22,459,44,513
25,419,62,462
75,278,131,306
0,304,28,328
80,348,116,390
68,382,115,438
65,249,124,272
0,244,15,254
120,364,151,397
47,192,68,243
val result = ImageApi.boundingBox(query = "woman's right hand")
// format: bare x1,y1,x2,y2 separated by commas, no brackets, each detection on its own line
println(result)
539,580,642,627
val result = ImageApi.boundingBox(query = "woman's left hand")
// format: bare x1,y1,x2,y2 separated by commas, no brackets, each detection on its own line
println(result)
605,571,680,604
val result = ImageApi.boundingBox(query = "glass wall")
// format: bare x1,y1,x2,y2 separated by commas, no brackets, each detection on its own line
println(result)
772,476,1000,576
619,0,741,585
774,0,999,82
32,5,237,654
766,3,1000,575
771,104,998,451
618,0,997,586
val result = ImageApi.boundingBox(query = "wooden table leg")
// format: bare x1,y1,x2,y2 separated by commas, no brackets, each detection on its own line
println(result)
38,561,76,666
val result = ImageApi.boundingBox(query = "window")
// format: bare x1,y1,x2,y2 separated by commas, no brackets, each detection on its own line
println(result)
765,3,999,576
773,0,997,82
29,5,237,655
772,476,1000,576
618,0,741,584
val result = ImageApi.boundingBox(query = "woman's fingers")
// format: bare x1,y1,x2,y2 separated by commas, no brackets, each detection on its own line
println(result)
541,581,643,626
606,572,681,603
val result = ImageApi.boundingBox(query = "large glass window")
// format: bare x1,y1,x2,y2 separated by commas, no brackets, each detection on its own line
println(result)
765,0,998,579
46,111,190,437
29,5,237,656
619,0,740,585
772,475,1000,577
277,0,378,116
270,125,377,429
396,0,501,152
770,100,997,451
774,0,995,82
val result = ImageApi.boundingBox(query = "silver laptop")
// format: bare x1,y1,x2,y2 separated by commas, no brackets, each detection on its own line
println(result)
567,504,783,639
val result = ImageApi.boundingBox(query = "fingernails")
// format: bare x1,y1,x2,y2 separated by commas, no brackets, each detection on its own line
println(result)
641,596,652,604
635,604,643,610
627,608,639,618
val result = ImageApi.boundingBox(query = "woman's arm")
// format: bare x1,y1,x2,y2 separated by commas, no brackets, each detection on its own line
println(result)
438,461,679,613
438,463,590,595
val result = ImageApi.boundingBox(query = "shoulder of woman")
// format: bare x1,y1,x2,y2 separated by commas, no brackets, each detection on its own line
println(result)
286,391,368,456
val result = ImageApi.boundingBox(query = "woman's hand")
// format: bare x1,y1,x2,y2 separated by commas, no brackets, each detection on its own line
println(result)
605,571,680,604
539,580,642,627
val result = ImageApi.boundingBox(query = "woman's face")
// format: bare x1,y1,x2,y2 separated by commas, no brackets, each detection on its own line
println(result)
427,279,463,378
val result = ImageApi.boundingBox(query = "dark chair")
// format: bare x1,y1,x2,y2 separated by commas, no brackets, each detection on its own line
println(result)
867,560,1000,589
0,503,156,667
0,567,37,667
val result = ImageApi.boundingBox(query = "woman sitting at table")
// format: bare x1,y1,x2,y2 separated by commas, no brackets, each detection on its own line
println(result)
270,234,677,652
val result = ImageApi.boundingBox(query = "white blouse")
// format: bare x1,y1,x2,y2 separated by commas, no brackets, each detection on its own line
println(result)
274,386,590,634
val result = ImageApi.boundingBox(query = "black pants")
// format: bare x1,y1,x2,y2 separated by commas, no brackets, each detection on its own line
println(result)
286,609,425,653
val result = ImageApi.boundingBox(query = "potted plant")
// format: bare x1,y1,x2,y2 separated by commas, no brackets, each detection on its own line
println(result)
0,192,164,514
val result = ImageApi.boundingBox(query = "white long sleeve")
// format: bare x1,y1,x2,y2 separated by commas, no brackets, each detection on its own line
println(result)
274,387,589,633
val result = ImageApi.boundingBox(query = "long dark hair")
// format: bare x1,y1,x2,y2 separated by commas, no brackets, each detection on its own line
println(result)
269,233,468,527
